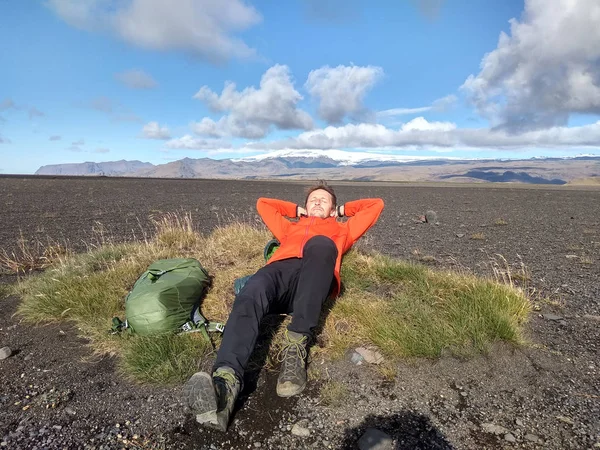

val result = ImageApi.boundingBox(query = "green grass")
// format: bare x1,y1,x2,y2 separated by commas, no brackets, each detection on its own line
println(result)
319,380,349,407
0,283,14,299
13,214,531,385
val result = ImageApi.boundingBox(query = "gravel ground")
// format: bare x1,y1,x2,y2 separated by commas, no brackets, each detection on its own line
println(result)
0,176,599,449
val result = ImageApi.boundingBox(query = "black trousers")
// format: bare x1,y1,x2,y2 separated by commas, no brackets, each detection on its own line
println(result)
213,235,338,382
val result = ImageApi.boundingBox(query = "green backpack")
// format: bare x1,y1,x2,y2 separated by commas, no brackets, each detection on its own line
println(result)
112,258,223,340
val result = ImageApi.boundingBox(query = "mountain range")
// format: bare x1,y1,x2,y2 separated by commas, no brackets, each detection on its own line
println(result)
34,151,600,185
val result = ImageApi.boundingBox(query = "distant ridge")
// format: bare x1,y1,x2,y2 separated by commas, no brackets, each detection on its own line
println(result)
33,151,600,185
35,160,154,176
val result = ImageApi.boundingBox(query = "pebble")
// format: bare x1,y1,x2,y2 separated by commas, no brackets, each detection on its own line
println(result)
542,313,563,321
504,433,517,443
253,442,262,448
355,347,384,365
65,407,76,416
291,422,310,437
350,352,364,365
515,419,524,427
481,423,510,435
557,416,574,425
524,433,541,443
0,347,12,360
358,428,393,450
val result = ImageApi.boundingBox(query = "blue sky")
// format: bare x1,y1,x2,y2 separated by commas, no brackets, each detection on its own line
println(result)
1,0,600,174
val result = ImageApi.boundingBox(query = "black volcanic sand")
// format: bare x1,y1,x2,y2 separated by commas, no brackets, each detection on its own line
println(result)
0,176,599,449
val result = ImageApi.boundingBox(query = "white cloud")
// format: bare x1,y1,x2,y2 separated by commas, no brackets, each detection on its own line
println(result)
165,134,232,150
378,95,457,118
305,65,383,124
401,117,456,132
94,148,110,153
244,118,600,151
47,0,262,62
49,135,62,141
72,139,85,146
462,0,600,131
246,118,457,150
141,121,171,140
115,69,158,89
193,64,313,139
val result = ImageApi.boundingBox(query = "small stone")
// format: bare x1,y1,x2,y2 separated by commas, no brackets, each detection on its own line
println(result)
350,352,364,365
24,354,32,361
254,443,262,448
425,210,437,224
524,433,540,443
481,423,510,435
65,408,76,416
0,347,12,360
291,422,310,438
515,419,524,427
358,428,393,450
542,313,563,321
504,433,516,443
455,233,465,238
355,347,384,365
557,416,574,425
52,425,62,431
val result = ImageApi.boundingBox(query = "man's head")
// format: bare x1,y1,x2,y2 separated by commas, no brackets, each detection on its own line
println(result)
305,181,337,218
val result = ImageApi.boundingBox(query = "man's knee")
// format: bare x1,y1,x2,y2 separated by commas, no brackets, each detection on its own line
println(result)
304,235,338,258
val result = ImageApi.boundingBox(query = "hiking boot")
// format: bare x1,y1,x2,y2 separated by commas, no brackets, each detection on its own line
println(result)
213,366,241,432
183,367,240,432
183,372,218,427
276,330,309,397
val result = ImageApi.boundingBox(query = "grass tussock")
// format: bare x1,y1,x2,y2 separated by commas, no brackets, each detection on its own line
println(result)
319,380,349,407
0,233,71,274
15,213,531,385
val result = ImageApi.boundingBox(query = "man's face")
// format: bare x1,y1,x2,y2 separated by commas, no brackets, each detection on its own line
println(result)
306,189,335,218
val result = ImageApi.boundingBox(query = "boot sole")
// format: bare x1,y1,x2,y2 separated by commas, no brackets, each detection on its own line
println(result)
183,372,219,427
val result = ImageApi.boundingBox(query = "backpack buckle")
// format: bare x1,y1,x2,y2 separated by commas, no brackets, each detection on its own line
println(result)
181,322,193,332
215,323,225,333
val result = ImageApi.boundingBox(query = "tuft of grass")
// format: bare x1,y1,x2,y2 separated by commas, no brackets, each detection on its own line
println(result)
15,213,531,385
319,380,349,407
494,218,508,226
120,333,213,385
321,251,531,360
470,232,485,240
0,233,71,274
0,283,14,299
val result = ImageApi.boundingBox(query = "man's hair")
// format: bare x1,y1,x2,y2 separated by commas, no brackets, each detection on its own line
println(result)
304,180,337,208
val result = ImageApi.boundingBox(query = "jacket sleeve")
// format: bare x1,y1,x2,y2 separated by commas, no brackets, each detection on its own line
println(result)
256,198,297,242
343,198,385,247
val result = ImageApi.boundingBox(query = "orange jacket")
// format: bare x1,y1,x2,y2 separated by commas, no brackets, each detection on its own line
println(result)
256,197,385,297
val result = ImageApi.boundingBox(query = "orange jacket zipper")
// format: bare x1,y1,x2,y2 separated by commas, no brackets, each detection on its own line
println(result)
299,217,315,257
